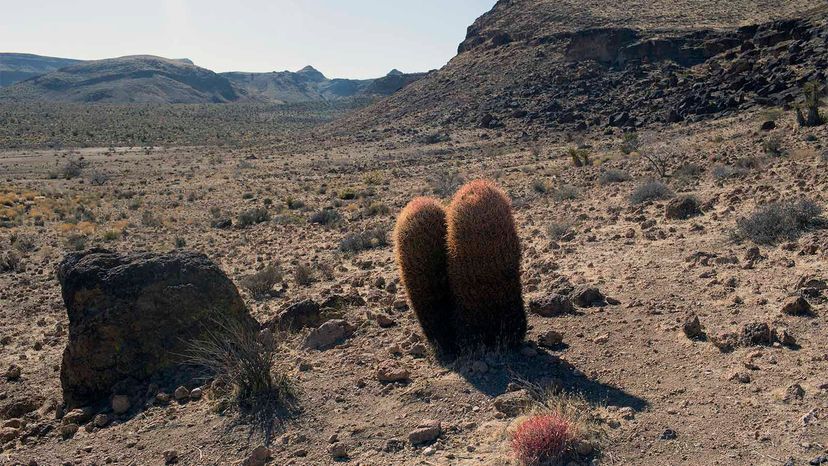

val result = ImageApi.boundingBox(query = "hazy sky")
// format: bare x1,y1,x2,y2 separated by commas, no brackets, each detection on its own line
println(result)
1,0,496,79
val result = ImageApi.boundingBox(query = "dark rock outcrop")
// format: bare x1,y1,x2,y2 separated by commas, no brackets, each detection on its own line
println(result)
58,249,257,408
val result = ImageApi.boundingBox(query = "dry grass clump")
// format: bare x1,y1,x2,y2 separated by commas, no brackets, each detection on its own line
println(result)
629,180,674,204
0,251,23,273
184,316,295,443
339,227,387,253
293,264,315,287
309,208,341,225
237,207,270,228
737,199,823,244
552,185,580,202
598,169,631,185
429,168,464,197
239,263,283,299
547,221,574,242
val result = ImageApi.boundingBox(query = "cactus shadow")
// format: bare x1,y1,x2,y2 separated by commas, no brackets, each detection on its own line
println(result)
451,346,648,412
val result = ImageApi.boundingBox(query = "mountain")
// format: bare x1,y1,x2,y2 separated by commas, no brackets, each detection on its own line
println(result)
221,67,426,104
337,0,827,135
0,54,425,104
0,55,239,103
0,53,82,87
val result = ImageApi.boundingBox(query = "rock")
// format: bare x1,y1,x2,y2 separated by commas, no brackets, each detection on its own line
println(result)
328,442,348,459
0,426,20,442
781,296,813,316
62,407,94,425
538,330,564,348
60,423,79,439
660,429,677,440
242,446,271,466
593,334,610,344
711,331,739,353
155,392,171,404
111,395,130,415
376,360,410,383
189,387,203,400
375,313,396,328
493,389,533,417
471,360,489,374
729,372,751,383
665,196,702,220
58,249,257,408
572,286,607,307
275,299,322,331
760,120,776,131
773,327,797,347
784,383,805,401
384,438,405,452
529,294,574,317
163,449,179,464
576,440,594,456
683,314,705,340
741,322,773,346
4,364,21,381
408,419,441,445
93,413,110,428
302,319,355,350
174,386,190,401
320,293,365,310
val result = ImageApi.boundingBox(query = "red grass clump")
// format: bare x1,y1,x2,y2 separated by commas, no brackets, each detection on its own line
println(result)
511,414,575,465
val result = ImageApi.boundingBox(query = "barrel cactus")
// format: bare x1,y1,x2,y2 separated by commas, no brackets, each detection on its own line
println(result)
446,179,526,348
393,197,457,355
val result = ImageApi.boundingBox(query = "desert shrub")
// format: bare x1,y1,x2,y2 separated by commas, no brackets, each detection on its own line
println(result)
762,135,785,157
822,151,828,162
237,207,270,228
796,80,826,127
553,185,580,202
239,263,283,299
429,168,464,197
65,233,87,251
340,227,387,253
629,180,674,204
362,201,390,217
10,233,36,252
567,147,591,167
141,209,162,227
184,316,294,442
174,237,186,248
512,414,576,466
620,132,639,155
531,179,549,194
242,192,254,200
598,169,631,185
293,264,315,287
547,222,574,242
61,159,88,179
0,251,23,273
309,208,341,225
88,170,110,186
417,131,451,145
673,164,703,179
737,199,823,244
734,157,762,170
101,230,120,242
338,189,357,200
272,213,304,225
712,164,747,181
285,197,305,210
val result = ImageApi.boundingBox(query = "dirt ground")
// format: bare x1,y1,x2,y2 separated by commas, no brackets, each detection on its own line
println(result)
0,107,826,466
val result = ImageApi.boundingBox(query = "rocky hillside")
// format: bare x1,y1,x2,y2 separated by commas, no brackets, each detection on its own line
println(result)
222,67,425,104
337,0,827,135
0,53,82,88
0,55,239,104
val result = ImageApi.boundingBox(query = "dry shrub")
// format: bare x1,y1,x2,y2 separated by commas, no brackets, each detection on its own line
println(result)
339,227,387,253
629,180,673,204
737,199,823,244
240,263,283,299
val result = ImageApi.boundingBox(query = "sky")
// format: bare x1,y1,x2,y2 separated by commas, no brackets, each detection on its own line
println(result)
1,0,497,79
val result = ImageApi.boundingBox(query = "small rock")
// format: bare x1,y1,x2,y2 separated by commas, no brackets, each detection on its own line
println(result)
593,334,609,344
572,286,607,307
174,386,190,401
276,299,322,331
155,392,171,404
781,296,813,316
302,320,355,350
711,332,739,353
376,360,410,383
729,372,751,384
538,330,564,348
93,413,110,428
328,442,348,459
408,419,441,445
62,407,94,425
784,383,805,401
683,314,705,340
60,423,79,439
493,390,533,417
660,429,677,440
665,196,702,220
163,449,179,464
375,313,396,328
471,360,489,374
111,395,130,415
243,446,271,466
741,322,773,347
575,440,594,456
5,365,21,381
529,294,574,317
0,426,20,442
189,387,203,400
760,120,776,131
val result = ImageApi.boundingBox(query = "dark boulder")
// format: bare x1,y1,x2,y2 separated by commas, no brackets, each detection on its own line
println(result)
665,196,703,220
58,249,257,408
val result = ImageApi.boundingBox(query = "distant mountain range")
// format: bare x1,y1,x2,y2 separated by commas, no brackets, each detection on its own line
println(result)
0,53,425,104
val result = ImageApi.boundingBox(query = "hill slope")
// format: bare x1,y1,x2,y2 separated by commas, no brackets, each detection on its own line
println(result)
222,67,425,104
0,53,82,87
337,0,827,135
0,55,239,104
